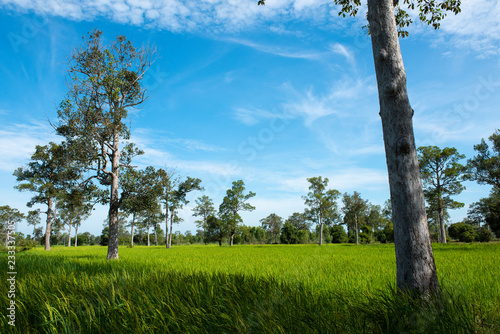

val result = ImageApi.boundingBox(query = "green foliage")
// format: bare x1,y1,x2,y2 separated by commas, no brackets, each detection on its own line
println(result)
448,223,476,242
476,227,493,243
330,225,348,243
1,244,499,332
467,129,500,190
280,221,298,244
260,213,283,243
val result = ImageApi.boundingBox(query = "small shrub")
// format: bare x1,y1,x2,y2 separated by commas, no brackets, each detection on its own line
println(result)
476,227,493,242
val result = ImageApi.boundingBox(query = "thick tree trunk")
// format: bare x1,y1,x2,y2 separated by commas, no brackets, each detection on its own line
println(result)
74,224,79,247
367,0,439,293
107,137,121,260
67,221,72,247
44,197,54,251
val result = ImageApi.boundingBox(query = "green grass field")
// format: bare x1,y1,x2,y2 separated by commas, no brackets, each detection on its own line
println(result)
1,243,499,333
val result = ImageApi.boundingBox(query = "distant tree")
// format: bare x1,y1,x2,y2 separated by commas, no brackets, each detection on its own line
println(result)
342,192,369,245
330,225,348,244
418,146,466,243
448,223,477,243
0,205,24,247
192,195,216,240
280,221,298,244
219,180,256,246
468,190,500,238
286,212,311,231
26,209,41,237
260,213,283,243
56,30,156,260
467,129,500,189
157,168,178,248
303,176,340,246
166,177,202,248
14,142,80,250
205,215,228,246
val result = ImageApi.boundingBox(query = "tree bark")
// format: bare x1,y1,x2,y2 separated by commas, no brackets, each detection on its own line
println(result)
367,0,439,293
154,224,158,246
147,225,150,247
67,220,72,247
107,136,120,260
44,197,54,251
130,213,135,248
438,196,446,243
74,224,79,247
168,210,174,249
230,232,234,246
319,215,324,245
355,213,359,245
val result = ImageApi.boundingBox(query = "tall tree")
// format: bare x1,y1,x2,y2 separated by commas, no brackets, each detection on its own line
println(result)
467,129,500,189
303,176,340,246
258,0,461,294
342,192,369,245
260,213,283,244
418,146,466,243
192,195,216,240
157,168,178,249
56,30,156,260
166,177,203,248
219,180,256,246
0,206,24,247
26,209,41,238
14,142,79,250
468,190,500,238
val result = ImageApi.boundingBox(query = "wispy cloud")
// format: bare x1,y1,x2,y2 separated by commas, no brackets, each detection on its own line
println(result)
0,120,59,171
224,37,325,60
233,107,292,125
329,42,355,67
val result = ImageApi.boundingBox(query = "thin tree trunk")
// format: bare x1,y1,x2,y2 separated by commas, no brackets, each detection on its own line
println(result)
165,205,169,248
74,224,79,247
44,197,54,251
168,209,174,249
355,213,359,245
319,215,323,246
107,136,121,260
130,213,135,248
67,220,72,247
438,196,446,243
154,224,158,246
147,225,150,247
367,0,439,293
230,232,234,246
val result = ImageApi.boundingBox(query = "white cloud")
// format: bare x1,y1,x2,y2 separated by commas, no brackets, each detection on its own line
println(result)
329,42,355,66
224,37,325,60
233,107,292,125
0,121,59,171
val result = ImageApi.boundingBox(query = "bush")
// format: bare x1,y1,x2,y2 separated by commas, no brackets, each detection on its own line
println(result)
383,223,394,243
477,227,494,242
448,223,477,242
359,225,372,244
330,225,348,243
374,230,386,243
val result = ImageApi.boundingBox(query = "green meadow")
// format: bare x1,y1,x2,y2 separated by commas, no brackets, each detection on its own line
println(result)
1,243,499,333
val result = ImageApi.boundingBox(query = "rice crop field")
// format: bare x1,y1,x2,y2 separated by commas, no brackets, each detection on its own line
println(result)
1,243,499,333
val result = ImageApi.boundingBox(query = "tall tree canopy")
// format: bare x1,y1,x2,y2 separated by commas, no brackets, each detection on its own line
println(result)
192,195,216,240
342,191,369,245
303,176,340,246
260,213,284,244
417,146,466,243
14,142,80,250
219,180,256,246
467,129,500,190
258,0,462,294
56,30,156,260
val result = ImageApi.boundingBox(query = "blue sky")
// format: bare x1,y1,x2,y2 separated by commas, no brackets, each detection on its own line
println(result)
1,0,499,237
